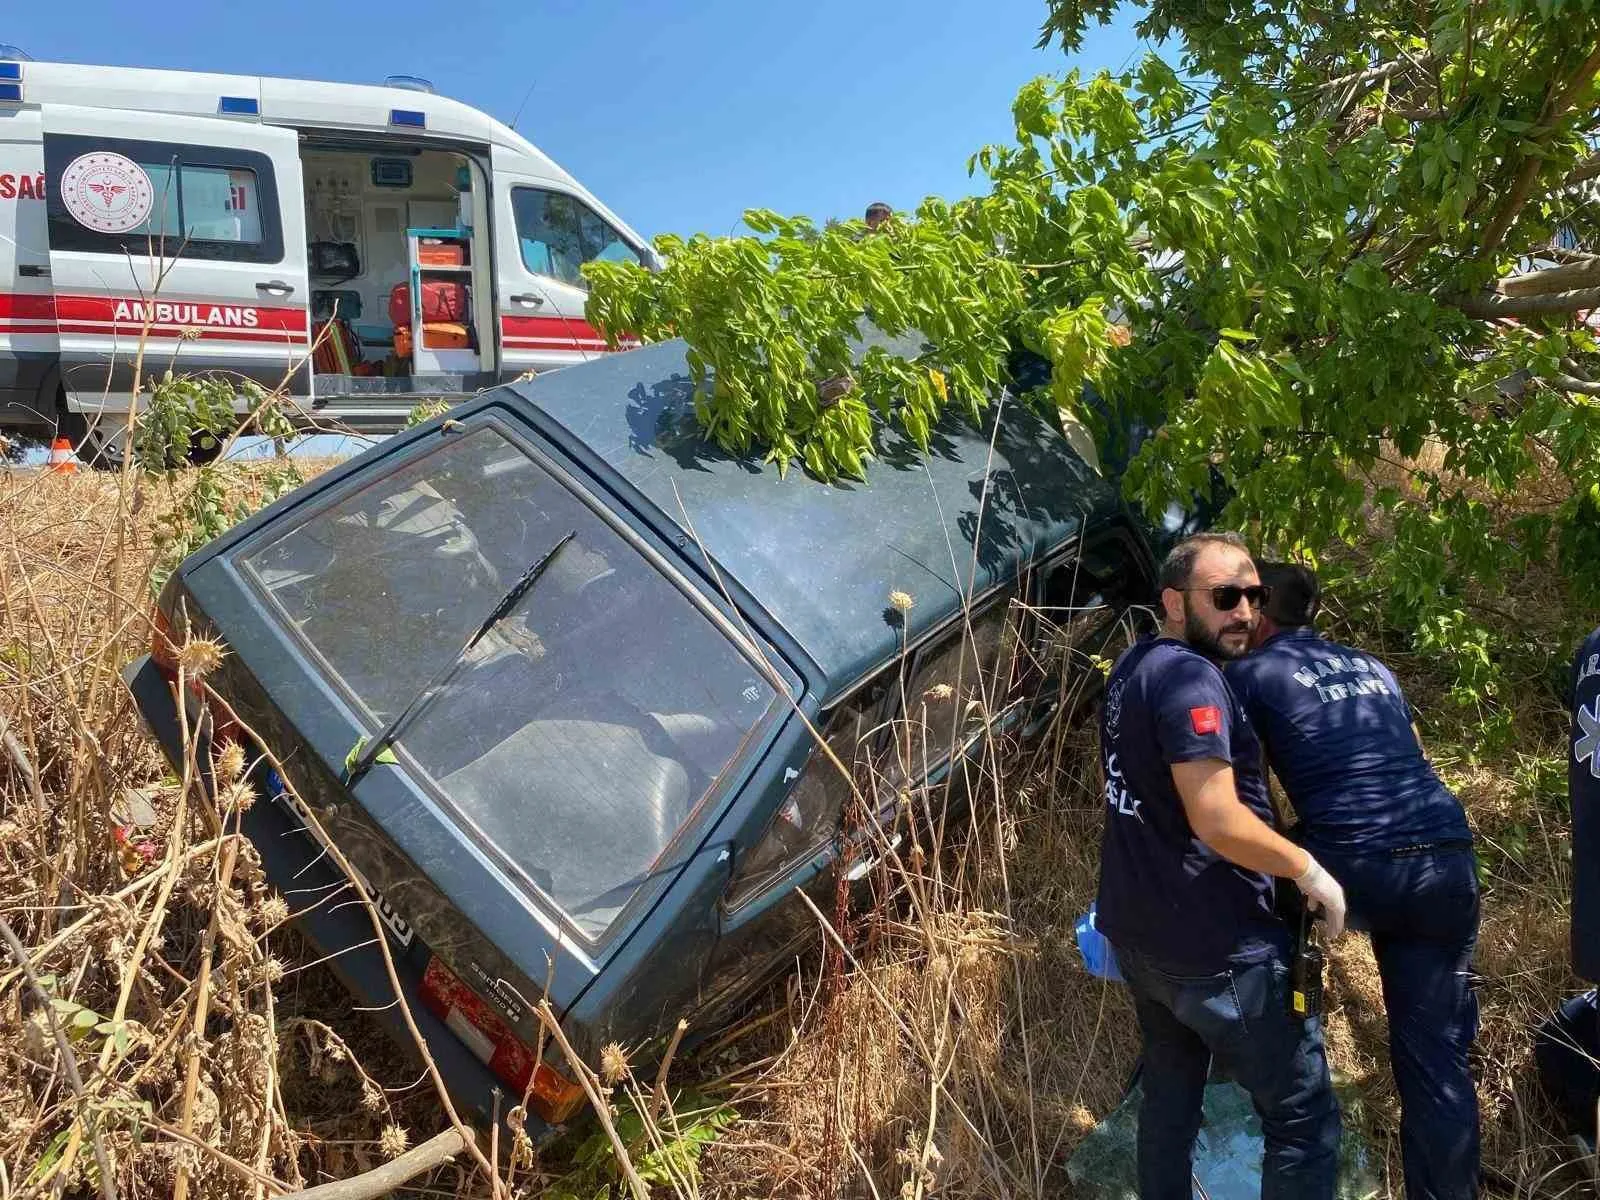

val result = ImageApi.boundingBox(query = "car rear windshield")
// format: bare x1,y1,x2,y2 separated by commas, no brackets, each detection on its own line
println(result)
242,425,780,939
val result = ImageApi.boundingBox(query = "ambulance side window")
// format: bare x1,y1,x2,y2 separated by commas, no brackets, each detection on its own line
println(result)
124,161,262,244
512,186,642,289
43,134,284,264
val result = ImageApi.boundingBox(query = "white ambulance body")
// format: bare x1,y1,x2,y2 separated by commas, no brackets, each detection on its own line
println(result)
0,55,654,461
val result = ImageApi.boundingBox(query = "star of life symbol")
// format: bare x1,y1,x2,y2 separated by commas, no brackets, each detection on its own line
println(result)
1576,698,1600,779
60,152,155,234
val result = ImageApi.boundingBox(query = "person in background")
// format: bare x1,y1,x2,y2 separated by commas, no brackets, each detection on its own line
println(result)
1226,562,1480,1200
1568,621,1600,985
864,201,892,231
1096,532,1344,1200
1533,623,1600,1164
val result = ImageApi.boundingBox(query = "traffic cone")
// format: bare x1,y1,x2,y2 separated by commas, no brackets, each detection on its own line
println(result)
45,437,78,475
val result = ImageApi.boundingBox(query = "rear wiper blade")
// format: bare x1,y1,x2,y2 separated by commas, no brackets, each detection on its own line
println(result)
342,530,576,786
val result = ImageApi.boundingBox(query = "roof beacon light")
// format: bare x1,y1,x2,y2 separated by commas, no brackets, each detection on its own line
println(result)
218,95,260,116
389,108,427,129
0,45,32,63
384,74,434,93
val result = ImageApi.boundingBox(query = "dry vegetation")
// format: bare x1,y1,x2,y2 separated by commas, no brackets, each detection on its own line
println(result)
0,458,1587,1198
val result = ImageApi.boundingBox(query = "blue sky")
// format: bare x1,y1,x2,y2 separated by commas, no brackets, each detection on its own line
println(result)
6,1,1145,240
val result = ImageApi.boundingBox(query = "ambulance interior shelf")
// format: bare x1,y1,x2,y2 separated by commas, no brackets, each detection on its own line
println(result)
401,227,477,375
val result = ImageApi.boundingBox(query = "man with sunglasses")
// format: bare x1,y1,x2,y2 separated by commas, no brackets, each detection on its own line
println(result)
1097,531,1345,1200
1226,562,1478,1200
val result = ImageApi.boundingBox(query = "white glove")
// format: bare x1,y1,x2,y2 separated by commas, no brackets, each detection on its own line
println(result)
1293,854,1347,940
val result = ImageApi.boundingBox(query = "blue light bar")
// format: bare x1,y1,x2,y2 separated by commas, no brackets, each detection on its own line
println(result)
0,83,20,103
0,62,21,81
218,95,259,116
389,108,426,129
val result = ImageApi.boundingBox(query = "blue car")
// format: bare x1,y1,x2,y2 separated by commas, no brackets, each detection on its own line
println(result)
123,336,1157,1131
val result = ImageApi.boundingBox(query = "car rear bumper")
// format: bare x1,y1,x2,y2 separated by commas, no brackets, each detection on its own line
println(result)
121,655,513,1128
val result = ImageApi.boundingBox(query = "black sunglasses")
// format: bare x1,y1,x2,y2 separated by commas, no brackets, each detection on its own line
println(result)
1181,584,1271,612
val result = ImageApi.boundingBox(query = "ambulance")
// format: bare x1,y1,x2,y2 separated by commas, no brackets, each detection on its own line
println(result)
0,52,656,463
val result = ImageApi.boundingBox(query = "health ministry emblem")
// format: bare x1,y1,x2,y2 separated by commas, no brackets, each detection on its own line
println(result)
60,152,155,234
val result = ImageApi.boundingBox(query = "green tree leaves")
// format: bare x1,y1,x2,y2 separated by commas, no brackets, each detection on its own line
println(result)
586,0,1600,720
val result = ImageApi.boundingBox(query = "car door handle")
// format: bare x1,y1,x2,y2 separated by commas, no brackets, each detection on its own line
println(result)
509,293,546,307
255,280,296,296
18,264,49,278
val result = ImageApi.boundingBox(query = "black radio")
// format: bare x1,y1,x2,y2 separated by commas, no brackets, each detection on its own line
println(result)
1290,904,1326,1020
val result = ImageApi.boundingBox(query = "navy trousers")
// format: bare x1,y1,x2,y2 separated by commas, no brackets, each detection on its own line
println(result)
1116,944,1341,1200
1318,846,1481,1200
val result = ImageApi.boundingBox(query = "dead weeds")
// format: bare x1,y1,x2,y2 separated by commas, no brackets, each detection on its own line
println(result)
0,461,1587,1199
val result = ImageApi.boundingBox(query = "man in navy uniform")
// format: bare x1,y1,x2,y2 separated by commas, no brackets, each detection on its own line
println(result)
1097,532,1345,1200
1227,562,1479,1200
1535,626,1600,1155
1571,623,1600,984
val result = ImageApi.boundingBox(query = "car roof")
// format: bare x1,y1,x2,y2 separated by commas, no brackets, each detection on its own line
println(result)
499,337,1126,698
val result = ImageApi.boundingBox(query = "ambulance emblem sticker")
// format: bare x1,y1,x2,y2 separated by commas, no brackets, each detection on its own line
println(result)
60,152,155,234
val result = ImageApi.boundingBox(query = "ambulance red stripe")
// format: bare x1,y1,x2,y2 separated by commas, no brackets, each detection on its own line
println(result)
0,294,57,320
54,294,309,333
54,323,309,345
0,292,310,337
503,340,610,351
500,314,633,351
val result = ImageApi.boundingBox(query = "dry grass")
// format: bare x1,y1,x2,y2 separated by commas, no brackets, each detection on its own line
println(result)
0,457,1587,1199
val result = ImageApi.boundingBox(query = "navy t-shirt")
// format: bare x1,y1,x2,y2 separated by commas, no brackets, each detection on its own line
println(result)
1570,627,1600,982
1096,636,1283,973
1225,629,1471,855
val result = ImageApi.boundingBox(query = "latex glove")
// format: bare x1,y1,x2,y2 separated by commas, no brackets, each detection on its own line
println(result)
1293,854,1347,940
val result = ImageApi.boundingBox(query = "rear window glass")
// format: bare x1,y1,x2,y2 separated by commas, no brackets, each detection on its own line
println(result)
242,426,782,939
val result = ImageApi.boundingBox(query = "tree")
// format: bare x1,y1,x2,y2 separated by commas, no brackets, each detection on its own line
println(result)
583,0,1600,727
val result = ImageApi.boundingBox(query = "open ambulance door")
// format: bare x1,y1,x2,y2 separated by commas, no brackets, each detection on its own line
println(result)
40,103,312,447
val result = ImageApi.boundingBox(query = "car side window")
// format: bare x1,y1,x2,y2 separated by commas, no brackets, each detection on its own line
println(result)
1034,534,1147,671
512,186,641,289
726,679,889,907
886,599,1015,788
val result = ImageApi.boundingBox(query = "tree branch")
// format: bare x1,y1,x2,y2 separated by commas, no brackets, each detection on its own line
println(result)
1565,151,1600,188
277,1129,470,1200
1453,285,1600,318
1479,44,1600,259
1499,257,1600,297
1554,373,1600,396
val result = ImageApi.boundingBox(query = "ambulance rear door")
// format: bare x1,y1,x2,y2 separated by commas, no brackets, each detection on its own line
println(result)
0,105,54,428
40,104,312,420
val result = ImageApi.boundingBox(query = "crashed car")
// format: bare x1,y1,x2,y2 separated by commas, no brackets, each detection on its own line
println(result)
124,336,1157,1129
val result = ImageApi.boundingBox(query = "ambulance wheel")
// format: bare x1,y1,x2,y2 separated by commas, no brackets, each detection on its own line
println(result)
185,433,223,466
65,412,221,470
59,414,130,472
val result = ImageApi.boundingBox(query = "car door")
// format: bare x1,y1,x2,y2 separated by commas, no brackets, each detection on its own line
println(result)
40,104,311,426
492,163,643,379
696,677,894,1024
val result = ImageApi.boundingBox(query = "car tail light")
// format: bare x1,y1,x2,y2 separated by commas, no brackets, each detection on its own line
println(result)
151,606,179,680
418,957,587,1124
151,605,242,747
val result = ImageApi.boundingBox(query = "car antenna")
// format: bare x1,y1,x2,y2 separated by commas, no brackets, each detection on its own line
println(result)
342,530,577,786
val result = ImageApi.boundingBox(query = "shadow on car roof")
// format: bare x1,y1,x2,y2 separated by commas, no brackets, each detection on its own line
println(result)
502,338,1125,696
